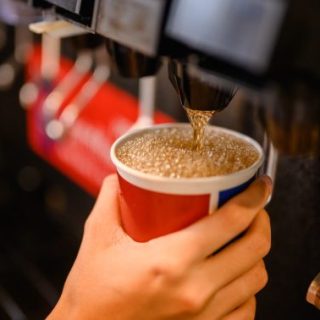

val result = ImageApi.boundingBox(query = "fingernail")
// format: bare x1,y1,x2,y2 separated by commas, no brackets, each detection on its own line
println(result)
260,175,273,193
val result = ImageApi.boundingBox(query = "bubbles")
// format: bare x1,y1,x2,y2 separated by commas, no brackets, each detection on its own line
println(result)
116,127,259,178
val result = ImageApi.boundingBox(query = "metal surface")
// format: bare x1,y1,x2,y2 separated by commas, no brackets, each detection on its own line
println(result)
97,0,166,56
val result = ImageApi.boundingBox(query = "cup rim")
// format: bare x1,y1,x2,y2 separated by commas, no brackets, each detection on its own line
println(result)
110,123,264,185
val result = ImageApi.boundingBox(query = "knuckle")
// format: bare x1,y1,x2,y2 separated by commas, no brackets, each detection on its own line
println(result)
244,299,257,320
250,231,271,257
262,210,271,238
251,262,268,292
256,264,269,291
178,290,205,314
239,307,255,320
148,258,184,284
222,203,251,232
228,298,256,320
262,209,270,222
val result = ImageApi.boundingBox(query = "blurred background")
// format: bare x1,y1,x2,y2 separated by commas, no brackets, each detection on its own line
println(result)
0,24,94,320
0,2,319,319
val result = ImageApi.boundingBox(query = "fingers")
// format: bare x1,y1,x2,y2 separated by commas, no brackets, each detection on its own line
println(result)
196,210,270,296
173,260,265,319
85,174,122,232
195,262,265,319
221,297,256,320
162,176,272,261
149,211,270,318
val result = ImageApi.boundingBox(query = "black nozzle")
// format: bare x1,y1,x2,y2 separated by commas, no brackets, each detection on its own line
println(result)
168,60,236,111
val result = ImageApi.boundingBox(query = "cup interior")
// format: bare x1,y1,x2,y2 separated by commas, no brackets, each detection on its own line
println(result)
110,123,264,194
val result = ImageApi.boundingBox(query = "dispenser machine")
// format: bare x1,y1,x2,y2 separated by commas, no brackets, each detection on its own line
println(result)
25,0,320,158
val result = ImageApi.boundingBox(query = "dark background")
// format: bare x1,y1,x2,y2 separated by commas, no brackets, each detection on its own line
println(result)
0,24,319,319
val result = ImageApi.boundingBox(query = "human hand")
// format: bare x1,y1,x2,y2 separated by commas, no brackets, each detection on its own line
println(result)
47,174,272,320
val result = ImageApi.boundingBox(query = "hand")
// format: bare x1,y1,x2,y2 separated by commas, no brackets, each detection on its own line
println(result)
47,175,272,320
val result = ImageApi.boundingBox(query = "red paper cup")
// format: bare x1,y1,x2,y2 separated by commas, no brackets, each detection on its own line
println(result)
111,123,264,242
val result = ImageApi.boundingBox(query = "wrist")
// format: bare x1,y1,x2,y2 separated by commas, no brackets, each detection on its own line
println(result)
46,296,86,320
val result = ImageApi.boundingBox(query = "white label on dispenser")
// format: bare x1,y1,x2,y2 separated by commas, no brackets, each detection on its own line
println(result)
167,0,287,73
96,0,166,56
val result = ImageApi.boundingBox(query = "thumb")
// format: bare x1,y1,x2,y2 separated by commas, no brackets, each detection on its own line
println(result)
89,174,122,229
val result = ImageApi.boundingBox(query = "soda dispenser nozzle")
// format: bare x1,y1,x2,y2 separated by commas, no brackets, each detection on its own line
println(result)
168,59,237,112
